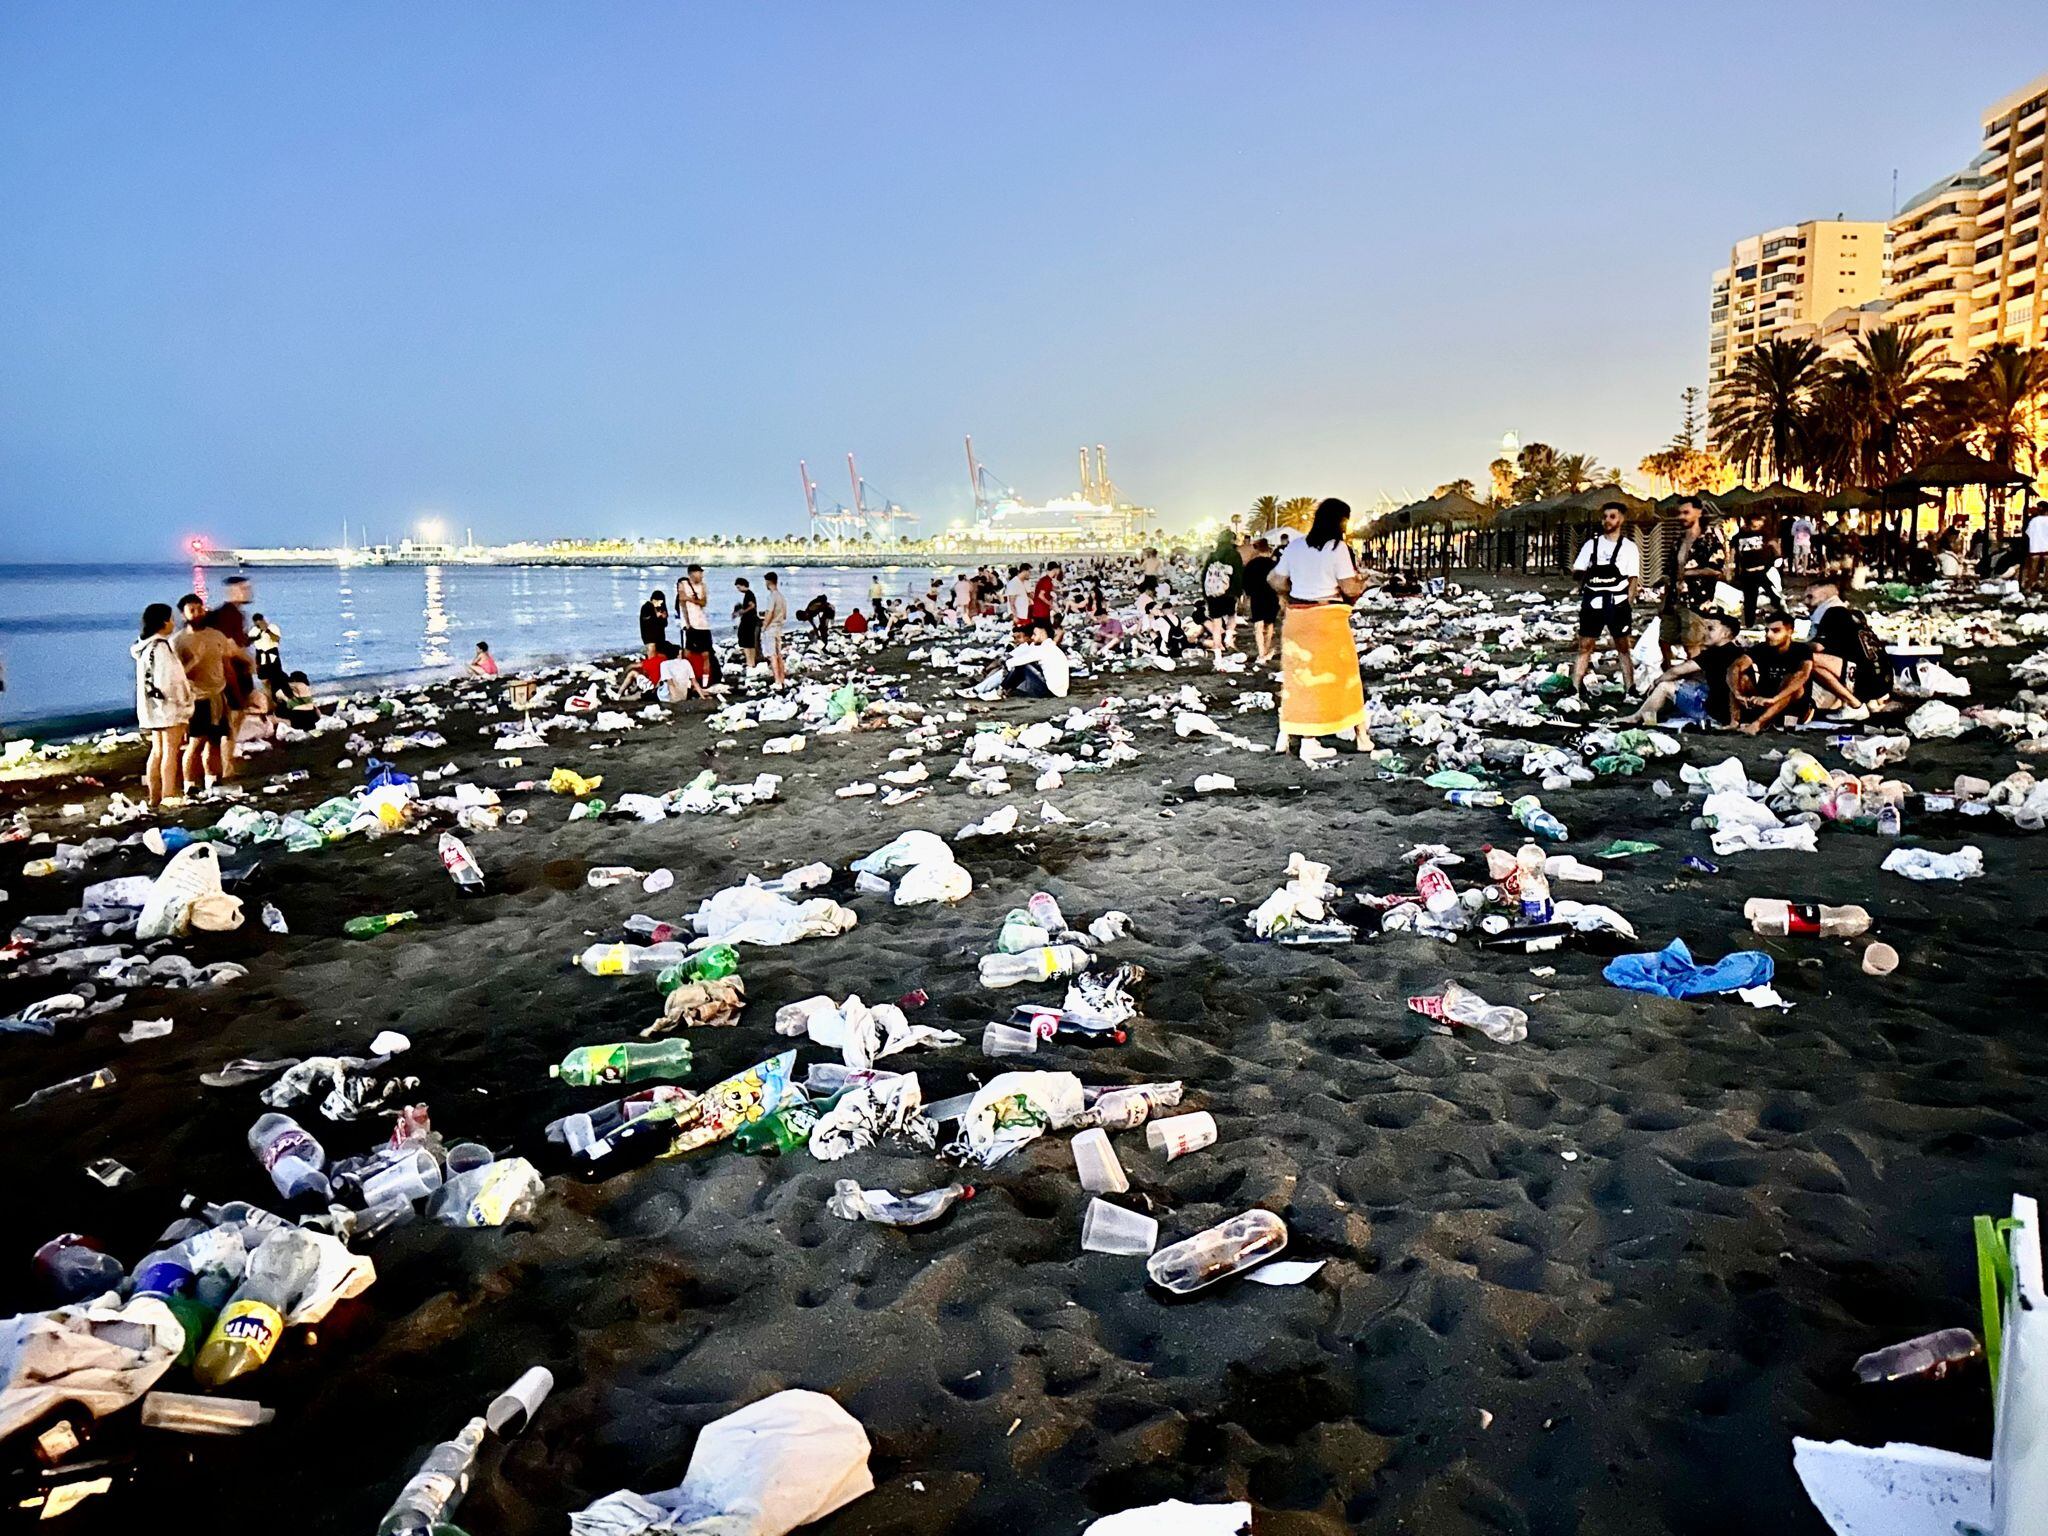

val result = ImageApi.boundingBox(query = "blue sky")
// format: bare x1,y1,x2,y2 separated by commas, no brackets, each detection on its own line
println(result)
1,1,2039,558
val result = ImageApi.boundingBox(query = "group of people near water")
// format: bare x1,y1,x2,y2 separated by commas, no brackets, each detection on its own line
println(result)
130,576,318,807
634,567,792,702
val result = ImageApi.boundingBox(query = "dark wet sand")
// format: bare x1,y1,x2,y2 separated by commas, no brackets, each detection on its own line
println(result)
4,581,2046,1535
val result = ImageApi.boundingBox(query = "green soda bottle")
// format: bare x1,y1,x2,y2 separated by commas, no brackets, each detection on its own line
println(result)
731,1097,819,1155
549,1039,692,1087
345,911,417,939
655,944,740,994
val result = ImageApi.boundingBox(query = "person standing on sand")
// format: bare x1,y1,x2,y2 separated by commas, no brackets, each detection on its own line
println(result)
639,589,669,658
1004,564,1034,636
211,575,256,780
1570,501,1640,699
1269,498,1369,761
733,577,761,673
677,567,720,688
762,571,789,687
1241,536,1280,667
133,603,193,808
1202,528,1244,658
173,601,235,792
868,573,886,626
1657,495,1726,669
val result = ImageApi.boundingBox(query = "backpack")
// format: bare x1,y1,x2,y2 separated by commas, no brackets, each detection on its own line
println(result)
1203,561,1233,598
1845,610,1891,698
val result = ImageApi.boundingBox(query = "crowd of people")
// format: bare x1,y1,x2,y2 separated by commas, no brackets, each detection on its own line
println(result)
129,576,319,808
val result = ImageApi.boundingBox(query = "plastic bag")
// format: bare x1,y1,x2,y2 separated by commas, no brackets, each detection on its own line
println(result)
848,830,951,877
953,1071,1084,1167
137,843,225,939
1603,937,1774,998
894,859,971,906
1881,845,1984,882
569,1389,872,1536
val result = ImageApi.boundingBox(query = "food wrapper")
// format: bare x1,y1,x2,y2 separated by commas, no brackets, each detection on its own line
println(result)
663,1050,795,1157
548,767,604,796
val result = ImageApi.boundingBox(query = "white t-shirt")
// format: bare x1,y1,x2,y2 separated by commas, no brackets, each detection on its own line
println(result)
1005,577,1031,620
1273,537,1358,603
1572,533,1641,604
1010,641,1071,697
2028,513,2048,555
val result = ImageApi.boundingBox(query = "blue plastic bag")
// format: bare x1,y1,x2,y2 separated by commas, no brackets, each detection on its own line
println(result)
1603,937,1773,999
364,758,412,791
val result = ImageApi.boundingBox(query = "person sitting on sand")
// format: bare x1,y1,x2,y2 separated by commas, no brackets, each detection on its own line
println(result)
1731,611,1815,735
276,670,322,729
972,618,1071,699
1801,581,1890,719
468,641,499,678
1624,614,1743,728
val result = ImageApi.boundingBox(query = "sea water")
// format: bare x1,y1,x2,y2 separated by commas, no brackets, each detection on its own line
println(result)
0,561,940,736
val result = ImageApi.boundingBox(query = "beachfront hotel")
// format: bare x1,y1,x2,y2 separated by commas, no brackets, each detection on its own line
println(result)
1705,219,1887,425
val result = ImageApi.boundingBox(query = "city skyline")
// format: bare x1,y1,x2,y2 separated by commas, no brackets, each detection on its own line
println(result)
1,2,2041,558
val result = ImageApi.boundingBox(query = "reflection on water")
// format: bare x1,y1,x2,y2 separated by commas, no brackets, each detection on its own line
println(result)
419,565,450,668
336,565,361,674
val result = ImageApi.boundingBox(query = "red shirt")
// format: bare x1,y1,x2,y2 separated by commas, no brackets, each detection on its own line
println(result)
1030,576,1055,621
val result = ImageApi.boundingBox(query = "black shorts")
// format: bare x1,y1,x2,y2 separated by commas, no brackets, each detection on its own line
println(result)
1204,594,1235,620
1578,602,1630,641
189,695,227,742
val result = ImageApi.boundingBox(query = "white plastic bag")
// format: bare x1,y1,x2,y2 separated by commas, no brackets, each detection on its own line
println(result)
569,1390,872,1536
1082,1502,1253,1536
1881,845,1984,882
849,830,951,876
137,843,225,939
954,1071,1084,1166
894,859,971,907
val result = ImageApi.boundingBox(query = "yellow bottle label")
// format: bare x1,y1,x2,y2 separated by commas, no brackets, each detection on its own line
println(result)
209,1299,284,1363
595,944,627,976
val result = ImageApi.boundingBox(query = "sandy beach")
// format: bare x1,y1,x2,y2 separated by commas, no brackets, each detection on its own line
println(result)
5,572,2047,1535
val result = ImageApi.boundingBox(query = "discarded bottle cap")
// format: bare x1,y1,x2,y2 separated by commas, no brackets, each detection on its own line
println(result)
1862,941,1900,976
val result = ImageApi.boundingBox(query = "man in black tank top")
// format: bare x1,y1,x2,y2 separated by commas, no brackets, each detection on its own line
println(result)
1570,501,1642,697
1732,509,1779,624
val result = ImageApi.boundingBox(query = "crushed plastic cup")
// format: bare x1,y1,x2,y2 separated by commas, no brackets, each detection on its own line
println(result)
1070,1127,1130,1194
1145,1110,1217,1160
981,1022,1039,1058
362,1147,443,1206
1081,1198,1158,1256
1862,941,1900,976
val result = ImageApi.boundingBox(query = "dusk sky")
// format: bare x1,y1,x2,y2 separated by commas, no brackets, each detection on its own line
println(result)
2,2,2039,559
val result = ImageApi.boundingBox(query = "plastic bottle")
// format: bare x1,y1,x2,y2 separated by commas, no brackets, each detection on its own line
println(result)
1742,900,1873,938
549,1039,693,1086
375,1416,486,1536
428,1159,543,1228
1543,853,1603,884
438,832,483,894
1510,795,1568,841
193,1229,320,1387
1829,776,1863,822
571,941,690,976
996,911,1053,954
247,1112,331,1201
654,944,740,993
1409,983,1529,1043
1444,788,1505,807
1026,891,1067,933
624,914,685,943
1145,1209,1289,1294
345,911,417,939
976,944,1092,989
1853,1327,1982,1383
32,1235,127,1305
141,1392,276,1435
1514,844,1552,922
1012,1005,1129,1047
1415,860,1458,915
731,1097,820,1155
1876,801,1902,837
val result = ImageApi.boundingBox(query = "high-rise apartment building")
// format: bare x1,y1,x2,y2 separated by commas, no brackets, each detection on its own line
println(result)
1707,220,1887,431
1889,166,1992,363
1963,71,2046,353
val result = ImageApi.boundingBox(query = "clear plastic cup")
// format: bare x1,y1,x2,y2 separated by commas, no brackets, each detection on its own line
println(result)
141,1391,275,1434
1070,1127,1130,1195
1081,1198,1158,1256
446,1142,495,1175
1145,1110,1217,1160
1862,941,1900,976
981,1022,1039,1058
362,1147,442,1206
487,1365,555,1437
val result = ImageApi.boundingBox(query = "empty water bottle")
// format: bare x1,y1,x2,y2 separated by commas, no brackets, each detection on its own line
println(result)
1415,860,1457,915
1853,1327,1981,1383
1742,900,1872,938
549,1040,692,1086
375,1416,486,1536
571,941,689,976
1511,795,1568,841
1146,1209,1289,1293
977,945,1092,989
248,1112,331,1201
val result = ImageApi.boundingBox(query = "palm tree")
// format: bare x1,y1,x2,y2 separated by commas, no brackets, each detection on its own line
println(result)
1275,495,1318,530
1953,342,2048,481
1843,323,1943,487
1556,453,1608,494
1430,478,1476,500
1711,336,1824,482
1249,494,1281,529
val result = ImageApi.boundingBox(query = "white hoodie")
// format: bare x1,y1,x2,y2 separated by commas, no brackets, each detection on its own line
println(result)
133,633,195,730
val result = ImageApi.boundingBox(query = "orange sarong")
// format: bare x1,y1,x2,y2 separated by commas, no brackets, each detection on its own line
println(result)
1278,601,1366,738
